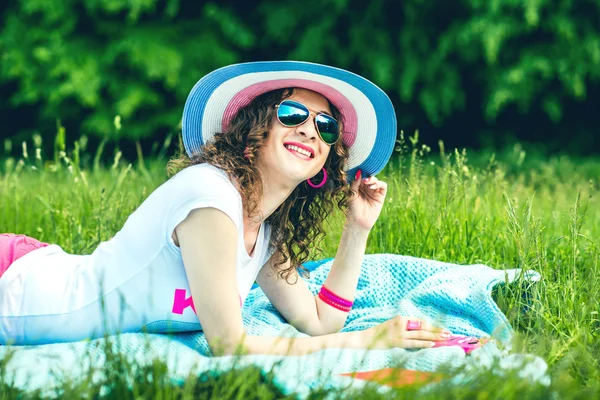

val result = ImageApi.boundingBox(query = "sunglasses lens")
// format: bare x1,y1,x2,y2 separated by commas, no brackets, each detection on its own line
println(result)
316,114,339,145
277,100,309,126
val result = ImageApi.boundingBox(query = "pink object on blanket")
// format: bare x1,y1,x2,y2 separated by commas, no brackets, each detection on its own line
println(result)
432,335,488,354
0,234,50,278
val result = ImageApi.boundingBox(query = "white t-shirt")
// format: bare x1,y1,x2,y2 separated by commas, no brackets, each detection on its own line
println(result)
0,164,273,345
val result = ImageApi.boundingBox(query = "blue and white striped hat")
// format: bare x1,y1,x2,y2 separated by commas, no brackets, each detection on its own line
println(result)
182,61,397,178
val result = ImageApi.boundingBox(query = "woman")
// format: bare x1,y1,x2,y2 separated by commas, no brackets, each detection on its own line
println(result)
0,61,450,354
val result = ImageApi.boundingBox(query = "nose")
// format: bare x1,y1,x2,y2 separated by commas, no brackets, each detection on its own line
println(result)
295,113,319,141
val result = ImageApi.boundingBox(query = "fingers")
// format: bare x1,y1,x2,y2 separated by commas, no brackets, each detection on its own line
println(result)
352,171,382,189
419,320,448,334
405,329,448,341
350,170,362,193
403,317,451,341
370,316,453,350
353,174,387,198
361,175,379,189
364,179,387,198
401,340,436,349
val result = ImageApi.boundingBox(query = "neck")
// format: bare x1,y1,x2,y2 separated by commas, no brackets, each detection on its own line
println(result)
244,163,298,230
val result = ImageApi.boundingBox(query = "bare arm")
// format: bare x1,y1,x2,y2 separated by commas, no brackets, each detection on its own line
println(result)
317,223,370,332
175,208,369,355
255,224,368,337
241,315,444,356
241,330,368,356
176,208,245,354
176,208,446,356
255,176,379,336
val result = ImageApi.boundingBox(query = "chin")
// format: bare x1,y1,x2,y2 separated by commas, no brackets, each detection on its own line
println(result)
285,170,310,183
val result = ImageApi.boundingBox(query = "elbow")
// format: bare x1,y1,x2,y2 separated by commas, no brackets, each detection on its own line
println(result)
297,319,343,337
291,297,347,336
320,323,345,336
302,303,345,336
292,316,325,337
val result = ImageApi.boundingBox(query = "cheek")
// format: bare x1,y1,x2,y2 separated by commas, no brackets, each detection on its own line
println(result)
262,131,281,155
255,141,275,163
320,145,332,164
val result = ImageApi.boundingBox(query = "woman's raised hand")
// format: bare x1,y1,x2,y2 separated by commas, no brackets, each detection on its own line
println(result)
363,315,451,349
346,171,388,232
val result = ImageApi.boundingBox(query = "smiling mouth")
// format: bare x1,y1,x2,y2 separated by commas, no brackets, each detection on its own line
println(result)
284,144,314,159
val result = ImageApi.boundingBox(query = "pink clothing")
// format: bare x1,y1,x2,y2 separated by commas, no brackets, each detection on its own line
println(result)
0,234,50,278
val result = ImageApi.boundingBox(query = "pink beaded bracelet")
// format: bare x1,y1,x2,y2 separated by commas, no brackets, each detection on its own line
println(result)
320,285,353,307
318,292,352,312
317,285,354,312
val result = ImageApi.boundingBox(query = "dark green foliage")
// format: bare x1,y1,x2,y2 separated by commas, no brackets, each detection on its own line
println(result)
2,0,600,153
0,0,249,141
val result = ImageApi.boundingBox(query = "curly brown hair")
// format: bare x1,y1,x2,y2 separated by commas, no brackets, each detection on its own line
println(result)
167,88,351,283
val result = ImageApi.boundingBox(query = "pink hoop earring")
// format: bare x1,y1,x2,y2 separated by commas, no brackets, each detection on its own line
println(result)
306,168,327,189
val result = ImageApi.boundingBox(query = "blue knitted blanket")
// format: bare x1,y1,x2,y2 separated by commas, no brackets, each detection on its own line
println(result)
0,254,548,397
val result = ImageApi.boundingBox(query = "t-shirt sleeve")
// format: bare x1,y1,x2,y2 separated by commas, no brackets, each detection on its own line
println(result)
163,165,242,248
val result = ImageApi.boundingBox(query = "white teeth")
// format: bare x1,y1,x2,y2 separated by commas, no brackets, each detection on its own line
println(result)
285,144,312,158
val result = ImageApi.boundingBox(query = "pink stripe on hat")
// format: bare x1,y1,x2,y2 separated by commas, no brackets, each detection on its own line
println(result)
222,79,358,147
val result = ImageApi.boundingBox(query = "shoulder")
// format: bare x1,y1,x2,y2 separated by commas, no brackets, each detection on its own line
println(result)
168,163,240,199
177,207,239,238
172,163,232,186
164,163,244,239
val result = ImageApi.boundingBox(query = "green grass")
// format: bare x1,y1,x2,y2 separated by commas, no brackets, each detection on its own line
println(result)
1,132,599,399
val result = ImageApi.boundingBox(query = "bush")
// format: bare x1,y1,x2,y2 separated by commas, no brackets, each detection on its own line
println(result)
1,0,599,153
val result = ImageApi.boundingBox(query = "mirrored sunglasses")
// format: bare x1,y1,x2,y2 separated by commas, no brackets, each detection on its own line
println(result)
275,100,340,145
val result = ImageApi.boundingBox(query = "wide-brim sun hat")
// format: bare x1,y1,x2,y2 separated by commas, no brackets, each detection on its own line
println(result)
182,61,397,178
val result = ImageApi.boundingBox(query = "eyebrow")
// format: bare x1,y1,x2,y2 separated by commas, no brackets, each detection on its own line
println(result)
307,106,332,116
289,99,333,117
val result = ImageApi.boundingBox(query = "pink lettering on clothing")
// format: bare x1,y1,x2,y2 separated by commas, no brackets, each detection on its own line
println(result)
171,289,243,315
172,289,196,315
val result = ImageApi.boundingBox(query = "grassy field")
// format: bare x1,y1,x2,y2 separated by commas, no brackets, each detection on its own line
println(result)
1,133,599,399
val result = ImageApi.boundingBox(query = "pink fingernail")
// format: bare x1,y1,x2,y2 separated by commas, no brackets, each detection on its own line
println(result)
355,170,361,180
